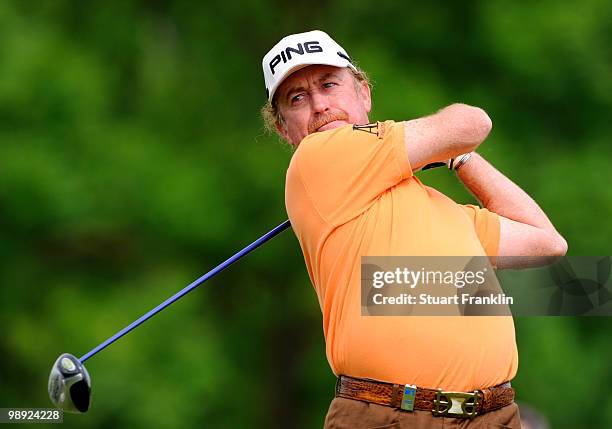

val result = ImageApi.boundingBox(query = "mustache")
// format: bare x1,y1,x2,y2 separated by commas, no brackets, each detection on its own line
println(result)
308,111,349,134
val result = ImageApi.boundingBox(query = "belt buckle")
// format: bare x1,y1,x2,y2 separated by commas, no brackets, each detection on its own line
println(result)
432,390,479,419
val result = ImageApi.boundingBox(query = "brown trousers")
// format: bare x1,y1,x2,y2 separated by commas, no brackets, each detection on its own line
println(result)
324,397,522,429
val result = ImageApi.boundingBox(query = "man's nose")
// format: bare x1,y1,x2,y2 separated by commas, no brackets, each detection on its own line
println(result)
310,91,330,114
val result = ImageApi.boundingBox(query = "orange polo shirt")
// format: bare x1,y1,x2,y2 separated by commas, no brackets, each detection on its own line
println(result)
285,121,517,391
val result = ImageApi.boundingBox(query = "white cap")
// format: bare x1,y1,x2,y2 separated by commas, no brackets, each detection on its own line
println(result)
262,30,357,102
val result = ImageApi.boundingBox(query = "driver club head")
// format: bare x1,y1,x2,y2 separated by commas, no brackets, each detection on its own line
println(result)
48,353,91,413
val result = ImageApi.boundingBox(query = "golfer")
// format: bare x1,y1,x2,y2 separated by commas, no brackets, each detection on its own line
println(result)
262,30,567,428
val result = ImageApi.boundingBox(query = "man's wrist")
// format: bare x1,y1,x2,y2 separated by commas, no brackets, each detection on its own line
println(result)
448,152,473,171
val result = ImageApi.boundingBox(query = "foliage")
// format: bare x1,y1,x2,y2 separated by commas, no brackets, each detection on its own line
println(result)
0,1,610,427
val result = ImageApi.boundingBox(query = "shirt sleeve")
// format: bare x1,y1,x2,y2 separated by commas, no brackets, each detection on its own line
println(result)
291,121,412,226
460,204,501,259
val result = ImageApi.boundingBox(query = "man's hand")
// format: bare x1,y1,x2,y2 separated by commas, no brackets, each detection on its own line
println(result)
404,103,492,171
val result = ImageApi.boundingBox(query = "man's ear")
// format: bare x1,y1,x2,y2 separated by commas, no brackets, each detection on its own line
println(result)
359,80,372,114
275,118,289,141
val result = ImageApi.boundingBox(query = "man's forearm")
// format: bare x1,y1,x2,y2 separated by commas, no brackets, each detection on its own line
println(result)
456,153,557,231
457,153,567,265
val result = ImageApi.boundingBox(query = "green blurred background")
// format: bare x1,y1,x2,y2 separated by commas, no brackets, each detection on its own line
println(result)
0,1,610,428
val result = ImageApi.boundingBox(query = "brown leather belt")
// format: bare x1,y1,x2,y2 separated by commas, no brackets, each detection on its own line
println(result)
335,375,515,419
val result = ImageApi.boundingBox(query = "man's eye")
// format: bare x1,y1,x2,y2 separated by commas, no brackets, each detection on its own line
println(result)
291,94,305,104
323,82,337,88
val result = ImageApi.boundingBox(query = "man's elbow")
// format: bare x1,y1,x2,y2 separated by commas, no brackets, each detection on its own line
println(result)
551,233,568,258
474,107,493,141
448,103,493,149
541,232,568,265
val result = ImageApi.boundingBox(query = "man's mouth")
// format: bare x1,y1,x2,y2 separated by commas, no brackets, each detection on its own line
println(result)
309,112,349,134
316,120,346,132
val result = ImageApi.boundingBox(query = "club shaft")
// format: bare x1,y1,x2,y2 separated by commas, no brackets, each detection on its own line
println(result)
80,220,291,363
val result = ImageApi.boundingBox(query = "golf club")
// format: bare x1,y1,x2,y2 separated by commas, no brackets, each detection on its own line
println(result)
48,219,291,413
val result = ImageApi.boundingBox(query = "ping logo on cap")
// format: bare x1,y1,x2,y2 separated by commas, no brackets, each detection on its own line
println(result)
269,41,323,75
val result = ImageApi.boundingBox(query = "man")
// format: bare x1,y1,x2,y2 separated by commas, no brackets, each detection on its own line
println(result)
261,30,566,428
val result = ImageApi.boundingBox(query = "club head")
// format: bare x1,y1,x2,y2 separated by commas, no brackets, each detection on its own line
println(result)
48,353,91,413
